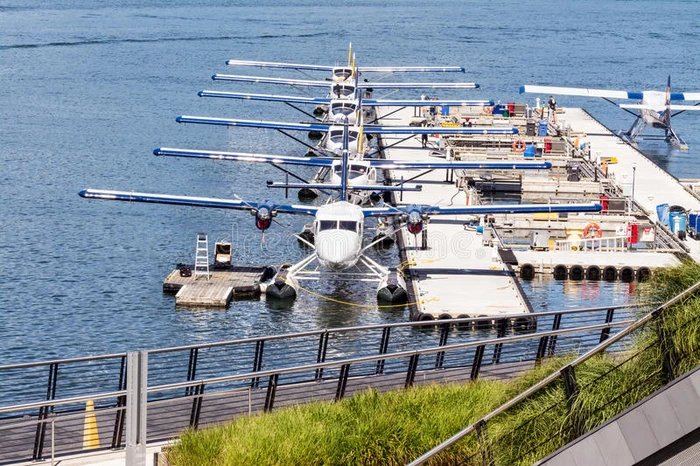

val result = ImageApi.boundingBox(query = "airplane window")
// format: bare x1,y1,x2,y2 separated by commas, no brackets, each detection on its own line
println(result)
319,220,337,231
339,221,357,231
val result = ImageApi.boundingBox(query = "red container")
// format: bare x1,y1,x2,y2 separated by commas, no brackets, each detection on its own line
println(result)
599,195,609,212
544,138,552,153
507,101,515,114
627,223,639,244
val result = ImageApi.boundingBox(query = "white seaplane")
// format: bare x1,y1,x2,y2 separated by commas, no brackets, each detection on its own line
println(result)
520,77,700,150
81,120,603,304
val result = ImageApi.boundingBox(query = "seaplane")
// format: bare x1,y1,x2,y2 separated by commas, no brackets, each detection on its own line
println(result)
174,113,523,204
80,119,603,304
520,77,700,150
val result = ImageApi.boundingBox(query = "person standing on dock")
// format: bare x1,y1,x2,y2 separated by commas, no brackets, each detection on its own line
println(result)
548,95,557,123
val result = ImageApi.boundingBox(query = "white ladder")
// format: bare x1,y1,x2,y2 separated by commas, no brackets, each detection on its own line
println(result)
194,232,210,280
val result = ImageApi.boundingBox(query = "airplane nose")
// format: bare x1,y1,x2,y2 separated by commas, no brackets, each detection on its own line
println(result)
315,231,360,268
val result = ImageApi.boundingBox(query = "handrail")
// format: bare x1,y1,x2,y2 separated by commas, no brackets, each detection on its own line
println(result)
0,320,634,415
407,279,700,465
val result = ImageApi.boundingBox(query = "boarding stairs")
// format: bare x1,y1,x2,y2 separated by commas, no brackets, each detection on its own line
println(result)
194,232,210,280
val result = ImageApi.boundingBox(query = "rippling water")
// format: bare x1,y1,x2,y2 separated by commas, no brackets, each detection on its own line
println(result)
1,0,699,364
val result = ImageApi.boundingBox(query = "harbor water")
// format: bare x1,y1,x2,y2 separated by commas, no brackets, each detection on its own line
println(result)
1,0,699,364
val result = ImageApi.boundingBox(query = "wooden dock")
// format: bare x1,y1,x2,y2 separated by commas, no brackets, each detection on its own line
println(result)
163,266,269,308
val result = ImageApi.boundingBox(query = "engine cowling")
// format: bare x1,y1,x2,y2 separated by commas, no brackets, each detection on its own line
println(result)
252,205,275,231
406,210,424,235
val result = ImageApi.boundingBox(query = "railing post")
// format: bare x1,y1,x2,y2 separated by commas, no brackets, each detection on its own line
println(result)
547,313,563,357
335,364,350,401
435,323,450,369
251,340,265,388
112,355,128,449
185,348,199,396
189,383,205,430
315,331,329,381
561,365,584,439
492,319,508,364
125,351,148,466
376,326,391,375
263,374,279,412
33,362,58,461
471,345,486,381
475,420,493,466
599,307,616,343
655,313,678,383
405,354,420,388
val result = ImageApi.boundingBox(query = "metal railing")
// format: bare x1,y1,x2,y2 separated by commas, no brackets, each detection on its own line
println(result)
0,303,649,464
554,235,628,252
408,280,700,466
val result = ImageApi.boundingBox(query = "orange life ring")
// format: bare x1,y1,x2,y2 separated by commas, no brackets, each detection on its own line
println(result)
482,106,493,114
512,139,526,152
583,223,603,239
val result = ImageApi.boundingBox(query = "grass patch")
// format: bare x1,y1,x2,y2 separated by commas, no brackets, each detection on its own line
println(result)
166,263,700,466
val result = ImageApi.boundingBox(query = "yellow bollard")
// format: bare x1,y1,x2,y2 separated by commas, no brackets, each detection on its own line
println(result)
83,400,101,449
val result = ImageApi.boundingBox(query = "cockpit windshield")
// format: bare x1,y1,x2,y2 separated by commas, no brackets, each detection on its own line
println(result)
318,220,359,232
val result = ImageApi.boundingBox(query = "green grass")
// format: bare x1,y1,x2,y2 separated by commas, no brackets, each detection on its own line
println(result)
166,263,700,466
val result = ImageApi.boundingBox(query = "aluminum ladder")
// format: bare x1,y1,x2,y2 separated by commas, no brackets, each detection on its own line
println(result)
194,232,210,280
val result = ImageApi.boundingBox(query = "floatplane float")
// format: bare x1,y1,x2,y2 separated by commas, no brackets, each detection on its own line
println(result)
521,77,700,150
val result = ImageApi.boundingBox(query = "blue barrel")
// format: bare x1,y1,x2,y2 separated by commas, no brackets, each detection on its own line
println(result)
656,203,669,226
538,119,548,136
524,145,536,158
493,104,504,115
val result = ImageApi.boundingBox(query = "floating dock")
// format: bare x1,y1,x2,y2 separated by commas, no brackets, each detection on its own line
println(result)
377,103,696,321
163,266,269,308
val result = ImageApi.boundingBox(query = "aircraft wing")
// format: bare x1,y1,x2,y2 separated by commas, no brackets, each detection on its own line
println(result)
675,92,700,101
154,147,336,167
362,82,479,89
198,90,331,105
368,160,551,170
176,116,333,132
225,60,334,72
78,189,318,216
520,85,643,100
212,74,331,88
620,104,700,111
361,125,518,135
362,98,493,107
358,66,465,73
362,202,602,217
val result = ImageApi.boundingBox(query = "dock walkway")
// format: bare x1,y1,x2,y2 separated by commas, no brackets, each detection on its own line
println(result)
378,106,531,320
561,108,700,260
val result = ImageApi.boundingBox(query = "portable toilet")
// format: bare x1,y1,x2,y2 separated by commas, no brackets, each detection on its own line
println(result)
538,120,548,136
688,211,700,238
524,145,536,158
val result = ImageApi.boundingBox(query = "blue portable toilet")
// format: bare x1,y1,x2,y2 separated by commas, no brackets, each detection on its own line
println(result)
538,120,548,136
656,203,669,226
688,211,700,238
441,106,449,116
524,145,536,158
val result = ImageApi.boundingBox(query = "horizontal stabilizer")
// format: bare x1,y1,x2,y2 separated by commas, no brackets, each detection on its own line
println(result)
266,182,423,192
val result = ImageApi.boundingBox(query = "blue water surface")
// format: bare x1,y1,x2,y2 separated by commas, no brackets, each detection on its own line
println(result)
1,0,699,363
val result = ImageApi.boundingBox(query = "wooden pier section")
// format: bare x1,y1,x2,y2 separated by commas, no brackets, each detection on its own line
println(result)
163,266,268,308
